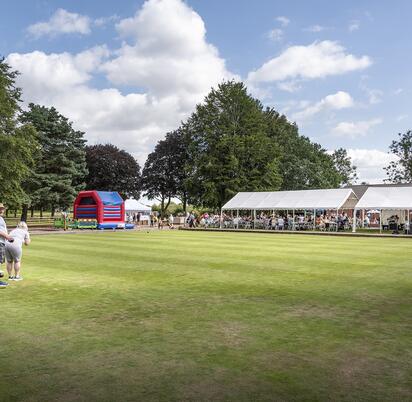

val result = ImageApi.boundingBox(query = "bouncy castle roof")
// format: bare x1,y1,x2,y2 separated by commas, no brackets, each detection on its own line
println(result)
96,191,123,206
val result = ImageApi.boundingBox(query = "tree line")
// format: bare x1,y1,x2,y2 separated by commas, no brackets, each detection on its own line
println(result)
1,58,410,220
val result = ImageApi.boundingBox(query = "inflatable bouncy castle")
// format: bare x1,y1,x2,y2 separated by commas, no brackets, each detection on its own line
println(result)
73,191,125,229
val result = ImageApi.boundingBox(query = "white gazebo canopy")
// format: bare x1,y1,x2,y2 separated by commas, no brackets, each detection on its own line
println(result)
222,188,358,211
356,186,412,210
125,199,152,213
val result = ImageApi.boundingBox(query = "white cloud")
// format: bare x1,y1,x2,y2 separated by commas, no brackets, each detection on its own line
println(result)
267,28,283,42
396,114,408,122
348,20,360,32
360,82,383,104
248,41,372,86
277,80,301,93
332,118,382,139
103,0,235,99
305,25,326,32
9,0,236,164
394,88,403,95
94,15,119,27
293,91,354,120
347,149,397,183
276,16,290,27
27,9,91,38
366,88,383,104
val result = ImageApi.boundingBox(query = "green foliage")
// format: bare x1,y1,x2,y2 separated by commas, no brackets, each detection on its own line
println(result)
0,59,39,206
385,130,412,183
186,81,282,209
331,148,358,185
20,104,88,210
141,130,188,216
85,144,141,199
264,108,346,190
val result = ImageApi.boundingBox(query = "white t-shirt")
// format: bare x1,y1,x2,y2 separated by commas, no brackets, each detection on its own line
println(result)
0,216,7,245
8,228,30,247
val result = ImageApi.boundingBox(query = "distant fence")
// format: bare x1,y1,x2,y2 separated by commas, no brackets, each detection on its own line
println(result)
5,216,55,229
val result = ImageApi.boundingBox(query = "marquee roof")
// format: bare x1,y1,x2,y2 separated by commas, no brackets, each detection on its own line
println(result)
356,186,412,209
125,199,152,212
222,189,358,210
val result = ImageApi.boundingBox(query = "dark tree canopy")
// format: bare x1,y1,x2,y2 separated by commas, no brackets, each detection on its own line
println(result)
20,104,88,212
85,144,141,199
0,59,39,207
264,108,347,190
385,130,412,183
141,132,183,216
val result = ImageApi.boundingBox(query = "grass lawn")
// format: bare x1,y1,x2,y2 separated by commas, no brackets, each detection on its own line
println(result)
1,230,411,401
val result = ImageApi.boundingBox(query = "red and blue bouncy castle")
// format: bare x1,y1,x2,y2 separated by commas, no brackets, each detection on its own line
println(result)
73,191,125,229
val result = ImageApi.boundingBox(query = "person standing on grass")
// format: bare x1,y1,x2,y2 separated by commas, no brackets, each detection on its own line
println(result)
0,203,15,288
5,221,31,281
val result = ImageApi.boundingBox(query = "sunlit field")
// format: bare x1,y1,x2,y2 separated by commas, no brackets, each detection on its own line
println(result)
1,230,411,401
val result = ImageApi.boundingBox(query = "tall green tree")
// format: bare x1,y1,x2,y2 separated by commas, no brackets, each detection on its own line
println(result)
185,81,282,209
331,148,358,185
141,132,184,217
85,144,141,199
20,104,88,216
385,130,412,183
264,108,344,189
0,59,38,207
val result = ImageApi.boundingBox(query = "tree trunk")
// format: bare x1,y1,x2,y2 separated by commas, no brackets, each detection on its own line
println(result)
14,209,17,218
183,194,187,214
51,207,55,218
30,206,34,218
161,196,165,219
40,207,43,218
21,205,29,222
165,196,171,214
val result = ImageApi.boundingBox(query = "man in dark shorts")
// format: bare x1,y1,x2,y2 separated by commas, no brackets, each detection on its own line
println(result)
0,203,14,288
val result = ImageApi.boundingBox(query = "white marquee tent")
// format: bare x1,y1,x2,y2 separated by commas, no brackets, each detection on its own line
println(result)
353,186,412,232
125,199,152,214
222,188,358,211
355,186,412,210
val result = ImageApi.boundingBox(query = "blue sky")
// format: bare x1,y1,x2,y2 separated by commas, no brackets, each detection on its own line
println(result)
2,0,410,182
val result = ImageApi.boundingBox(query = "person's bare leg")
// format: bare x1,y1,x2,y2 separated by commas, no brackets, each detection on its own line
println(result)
14,262,21,278
6,261,13,277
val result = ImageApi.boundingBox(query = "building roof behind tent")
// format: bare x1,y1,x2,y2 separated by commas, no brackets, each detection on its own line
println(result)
96,191,123,206
356,186,412,209
345,183,412,199
125,199,152,212
222,188,357,210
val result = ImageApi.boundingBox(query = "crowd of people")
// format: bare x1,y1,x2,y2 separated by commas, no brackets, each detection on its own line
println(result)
220,211,352,231
0,203,31,288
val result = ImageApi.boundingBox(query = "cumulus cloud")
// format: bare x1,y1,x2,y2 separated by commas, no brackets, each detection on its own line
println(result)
293,91,354,120
102,0,235,99
332,118,382,139
27,9,91,38
9,0,235,163
276,16,290,27
248,41,372,87
347,149,397,183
